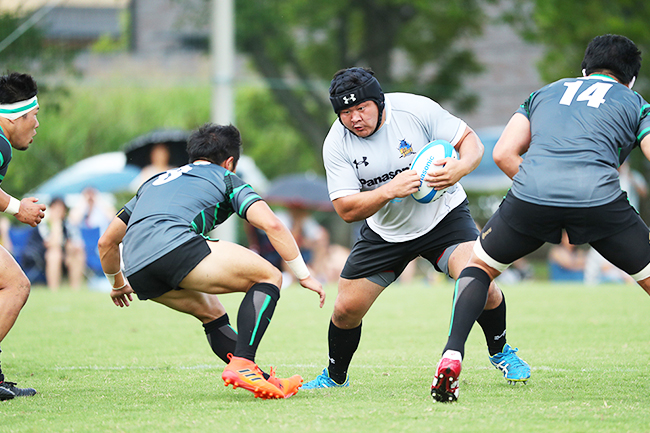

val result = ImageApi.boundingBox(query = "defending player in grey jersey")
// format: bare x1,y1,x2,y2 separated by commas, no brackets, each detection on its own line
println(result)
512,75,650,207
433,34,650,403
99,123,325,400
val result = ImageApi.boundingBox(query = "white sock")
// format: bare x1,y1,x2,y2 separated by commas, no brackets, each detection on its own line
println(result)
442,350,462,361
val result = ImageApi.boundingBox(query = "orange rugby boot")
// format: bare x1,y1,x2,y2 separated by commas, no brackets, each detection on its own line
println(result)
222,355,283,399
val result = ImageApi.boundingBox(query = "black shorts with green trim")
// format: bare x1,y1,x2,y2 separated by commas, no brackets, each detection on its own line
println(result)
481,191,650,275
126,235,212,300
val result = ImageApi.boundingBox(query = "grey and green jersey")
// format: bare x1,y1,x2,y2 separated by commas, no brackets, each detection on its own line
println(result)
512,75,650,207
323,93,468,242
0,127,13,184
121,160,262,276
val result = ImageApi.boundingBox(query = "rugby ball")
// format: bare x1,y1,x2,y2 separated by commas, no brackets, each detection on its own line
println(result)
410,140,458,203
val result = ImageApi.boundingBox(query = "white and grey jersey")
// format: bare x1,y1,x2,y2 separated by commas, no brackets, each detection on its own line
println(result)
323,93,468,242
512,75,650,207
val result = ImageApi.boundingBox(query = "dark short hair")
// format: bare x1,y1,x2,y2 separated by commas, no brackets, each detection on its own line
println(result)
186,123,241,167
581,34,641,85
0,72,38,104
329,67,385,114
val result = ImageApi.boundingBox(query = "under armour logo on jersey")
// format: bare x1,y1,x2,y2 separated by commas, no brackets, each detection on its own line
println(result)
343,93,356,104
354,157,369,168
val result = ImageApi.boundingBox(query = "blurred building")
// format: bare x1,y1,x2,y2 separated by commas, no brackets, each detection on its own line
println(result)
129,0,209,53
1,0,127,48
459,4,545,128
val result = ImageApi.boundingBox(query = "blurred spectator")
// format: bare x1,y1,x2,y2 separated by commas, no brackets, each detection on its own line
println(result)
246,207,349,286
618,160,647,211
68,187,116,234
548,231,585,282
498,258,534,285
132,142,173,189
584,247,634,285
68,188,116,285
20,198,86,291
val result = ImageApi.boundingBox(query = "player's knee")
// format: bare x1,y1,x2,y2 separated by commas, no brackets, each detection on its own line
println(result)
332,299,363,326
485,282,503,309
12,275,31,305
259,264,282,288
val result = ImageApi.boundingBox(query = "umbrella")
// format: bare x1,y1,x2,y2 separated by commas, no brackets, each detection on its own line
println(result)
264,172,333,211
30,152,140,199
123,129,190,168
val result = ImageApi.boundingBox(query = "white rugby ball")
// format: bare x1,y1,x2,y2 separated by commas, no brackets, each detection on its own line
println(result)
410,140,458,203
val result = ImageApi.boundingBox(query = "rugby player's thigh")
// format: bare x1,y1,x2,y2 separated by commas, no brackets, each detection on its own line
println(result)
180,240,280,294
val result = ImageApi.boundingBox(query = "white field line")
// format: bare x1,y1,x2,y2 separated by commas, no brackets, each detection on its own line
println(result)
51,364,641,372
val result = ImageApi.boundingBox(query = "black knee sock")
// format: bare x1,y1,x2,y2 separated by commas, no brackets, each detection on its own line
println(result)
476,293,507,356
444,267,492,358
327,320,361,384
234,283,280,362
203,313,238,364
204,313,271,379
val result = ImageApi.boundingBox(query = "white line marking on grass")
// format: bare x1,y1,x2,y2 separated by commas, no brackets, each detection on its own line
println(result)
54,364,223,371
53,364,646,373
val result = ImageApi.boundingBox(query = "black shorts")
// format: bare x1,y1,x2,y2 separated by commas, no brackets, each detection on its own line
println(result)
126,236,212,300
340,199,479,286
481,191,650,275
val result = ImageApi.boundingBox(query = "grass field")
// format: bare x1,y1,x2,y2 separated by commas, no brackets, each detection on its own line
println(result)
0,279,649,432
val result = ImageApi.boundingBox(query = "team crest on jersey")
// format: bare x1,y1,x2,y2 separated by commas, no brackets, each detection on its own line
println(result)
398,139,415,158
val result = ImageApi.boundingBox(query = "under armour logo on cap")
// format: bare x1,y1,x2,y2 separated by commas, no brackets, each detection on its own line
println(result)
342,94,356,104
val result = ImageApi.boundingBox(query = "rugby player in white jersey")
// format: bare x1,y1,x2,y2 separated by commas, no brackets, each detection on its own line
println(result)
301,67,530,393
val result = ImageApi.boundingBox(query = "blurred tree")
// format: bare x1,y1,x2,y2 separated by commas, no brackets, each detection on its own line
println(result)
504,0,650,96
0,9,78,198
205,0,498,165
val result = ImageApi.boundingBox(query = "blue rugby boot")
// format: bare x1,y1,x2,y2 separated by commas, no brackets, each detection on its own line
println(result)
489,343,530,384
300,368,349,389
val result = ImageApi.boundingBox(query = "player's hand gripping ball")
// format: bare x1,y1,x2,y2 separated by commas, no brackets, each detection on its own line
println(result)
410,140,459,203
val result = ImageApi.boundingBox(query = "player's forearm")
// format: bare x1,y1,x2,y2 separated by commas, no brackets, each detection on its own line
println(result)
332,189,391,223
98,242,121,274
98,217,127,274
455,130,483,175
495,154,523,180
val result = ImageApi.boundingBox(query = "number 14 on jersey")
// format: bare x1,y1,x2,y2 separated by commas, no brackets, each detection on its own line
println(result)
560,81,613,108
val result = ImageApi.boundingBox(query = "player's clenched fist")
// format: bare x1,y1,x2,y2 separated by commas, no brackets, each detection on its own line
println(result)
15,197,46,227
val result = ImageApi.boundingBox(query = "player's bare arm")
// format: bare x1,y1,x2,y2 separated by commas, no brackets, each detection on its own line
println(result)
332,170,421,223
425,127,483,190
493,113,531,179
98,216,134,307
246,200,326,307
